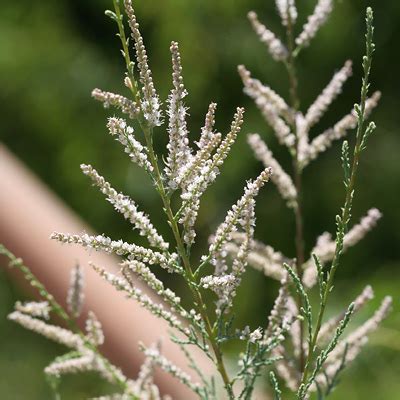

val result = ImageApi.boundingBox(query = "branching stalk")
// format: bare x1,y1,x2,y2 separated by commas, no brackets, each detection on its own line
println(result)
110,2,234,395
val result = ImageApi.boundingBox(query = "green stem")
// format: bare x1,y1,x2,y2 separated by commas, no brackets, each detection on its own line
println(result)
299,116,362,389
284,9,306,373
298,9,375,393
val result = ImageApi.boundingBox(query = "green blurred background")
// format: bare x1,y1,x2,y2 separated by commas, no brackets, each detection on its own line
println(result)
0,0,399,398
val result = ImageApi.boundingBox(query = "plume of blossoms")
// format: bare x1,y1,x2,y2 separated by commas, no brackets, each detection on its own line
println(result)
165,41,192,189
264,274,290,340
50,232,179,273
67,264,84,318
91,88,140,119
301,91,381,167
123,0,162,127
15,301,51,319
107,117,154,173
177,132,222,190
276,0,298,27
293,116,309,180
179,108,245,245
201,168,271,314
177,103,221,190
81,164,168,251
8,310,83,348
140,344,202,395
195,102,218,150
305,60,353,128
295,0,333,48
209,168,271,257
225,233,290,281
86,311,105,347
120,259,188,318
247,11,288,61
238,65,294,148
91,263,192,337
248,133,297,207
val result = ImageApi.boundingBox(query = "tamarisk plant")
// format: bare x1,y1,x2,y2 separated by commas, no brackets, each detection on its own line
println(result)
232,1,392,399
1,1,391,399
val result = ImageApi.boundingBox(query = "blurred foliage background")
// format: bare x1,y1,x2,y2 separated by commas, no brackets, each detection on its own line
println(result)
0,0,399,398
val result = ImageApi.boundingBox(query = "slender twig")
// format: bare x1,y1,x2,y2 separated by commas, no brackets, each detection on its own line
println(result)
284,7,306,373
298,8,376,393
